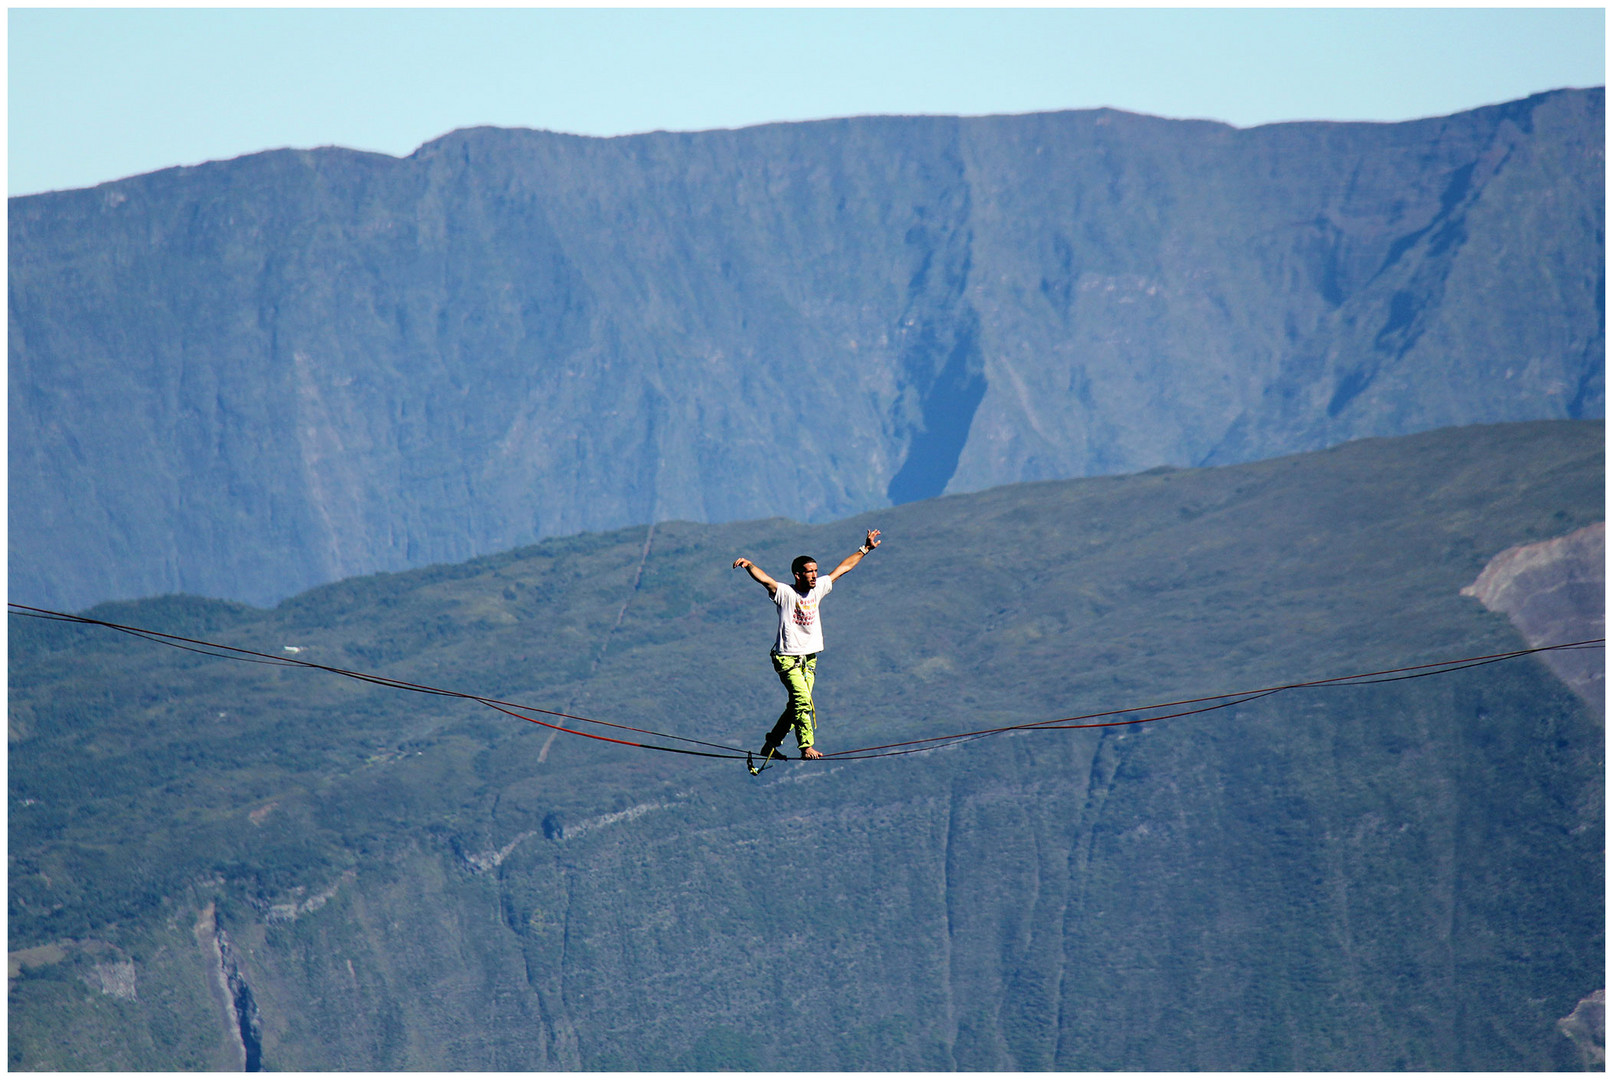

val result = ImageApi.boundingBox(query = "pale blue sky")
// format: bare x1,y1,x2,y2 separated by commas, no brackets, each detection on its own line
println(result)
8,6,1606,197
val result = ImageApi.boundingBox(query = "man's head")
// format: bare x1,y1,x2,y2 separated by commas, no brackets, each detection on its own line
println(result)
791,555,819,590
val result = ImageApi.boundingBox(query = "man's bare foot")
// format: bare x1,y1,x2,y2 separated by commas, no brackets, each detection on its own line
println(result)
800,747,824,760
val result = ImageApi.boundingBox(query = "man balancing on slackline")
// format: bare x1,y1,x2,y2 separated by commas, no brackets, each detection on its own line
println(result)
732,529,881,771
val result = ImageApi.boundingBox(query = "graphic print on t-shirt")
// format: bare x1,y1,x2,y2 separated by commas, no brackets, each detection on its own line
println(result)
774,578,832,655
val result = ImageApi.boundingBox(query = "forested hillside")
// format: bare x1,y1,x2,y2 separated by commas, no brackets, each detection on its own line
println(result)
8,421,1603,1070
10,89,1603,610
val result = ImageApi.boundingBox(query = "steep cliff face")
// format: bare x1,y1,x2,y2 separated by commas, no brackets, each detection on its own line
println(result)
9,90,1603,610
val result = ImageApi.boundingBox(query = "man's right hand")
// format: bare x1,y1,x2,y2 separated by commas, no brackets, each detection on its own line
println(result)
734,558,779,596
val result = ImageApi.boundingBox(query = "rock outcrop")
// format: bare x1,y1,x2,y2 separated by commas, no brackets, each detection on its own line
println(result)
1463,522,1605,717
1558,989,1605,1069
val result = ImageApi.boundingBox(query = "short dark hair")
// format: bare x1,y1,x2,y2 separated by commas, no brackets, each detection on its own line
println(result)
791,555,817,577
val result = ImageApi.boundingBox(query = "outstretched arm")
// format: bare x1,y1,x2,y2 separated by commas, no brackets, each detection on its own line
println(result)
828,529,882,582
732,557,780,598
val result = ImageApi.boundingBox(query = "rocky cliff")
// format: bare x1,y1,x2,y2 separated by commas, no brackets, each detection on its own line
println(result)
1463,521,1604,716
9,89,1603,610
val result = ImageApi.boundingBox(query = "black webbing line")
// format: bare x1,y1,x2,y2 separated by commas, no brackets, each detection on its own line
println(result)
8,603,749,759
823,638,1603,760
10,603,1601,768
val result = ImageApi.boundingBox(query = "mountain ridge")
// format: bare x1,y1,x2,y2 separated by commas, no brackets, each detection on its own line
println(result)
10,89,1603,610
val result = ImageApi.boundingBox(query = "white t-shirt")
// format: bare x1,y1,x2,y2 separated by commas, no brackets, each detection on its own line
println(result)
773,578,834,655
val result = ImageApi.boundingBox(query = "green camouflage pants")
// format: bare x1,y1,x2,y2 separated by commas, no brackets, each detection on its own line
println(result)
765,651,818,751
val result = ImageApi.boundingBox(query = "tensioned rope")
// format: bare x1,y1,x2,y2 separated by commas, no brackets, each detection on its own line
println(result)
8,602,747,760
824,639,1605,760
8,602,1602,769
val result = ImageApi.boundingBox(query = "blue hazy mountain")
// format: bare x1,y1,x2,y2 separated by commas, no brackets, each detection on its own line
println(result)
9,89,1603,611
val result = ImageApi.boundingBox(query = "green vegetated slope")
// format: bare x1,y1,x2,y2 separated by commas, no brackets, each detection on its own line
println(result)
9,420,1604,1070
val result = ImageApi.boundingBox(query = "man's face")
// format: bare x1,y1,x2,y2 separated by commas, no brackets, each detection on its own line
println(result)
794,562,819,590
